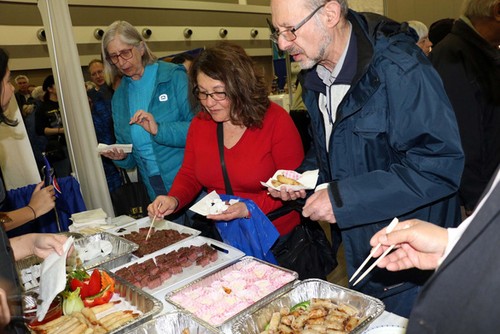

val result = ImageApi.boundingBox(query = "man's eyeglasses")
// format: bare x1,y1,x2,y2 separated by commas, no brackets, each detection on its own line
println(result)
106,47,134,64
269,4,325,44
193,88,228,101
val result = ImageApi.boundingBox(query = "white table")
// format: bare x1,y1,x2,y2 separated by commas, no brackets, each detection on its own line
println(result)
362,311,408,333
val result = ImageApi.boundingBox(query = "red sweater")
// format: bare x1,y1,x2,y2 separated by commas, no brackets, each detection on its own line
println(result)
170,102,304,235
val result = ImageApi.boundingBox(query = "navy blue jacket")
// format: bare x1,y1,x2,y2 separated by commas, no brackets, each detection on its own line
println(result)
300,11,464,302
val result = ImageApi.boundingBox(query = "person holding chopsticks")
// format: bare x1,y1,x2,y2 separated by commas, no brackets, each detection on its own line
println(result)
370,164,500,333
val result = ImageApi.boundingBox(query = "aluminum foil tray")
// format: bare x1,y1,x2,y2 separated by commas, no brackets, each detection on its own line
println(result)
111,236,245,296
127,311,221,334
166,256,298,329
16,233,137,291
107,217,201,258
231,278,385,334
25,268,163,334
74,232,139,270
104,269,164,333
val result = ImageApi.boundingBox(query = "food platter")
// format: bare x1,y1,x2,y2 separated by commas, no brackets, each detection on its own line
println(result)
16,233,138,291
231,278,385,334
126,311,221,334
107,217,201,258
27,269,163,334
166,257,298,329
111,236,245,301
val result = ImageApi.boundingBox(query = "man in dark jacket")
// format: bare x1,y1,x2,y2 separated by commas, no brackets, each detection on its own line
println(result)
269,0,464,317
429,0,500,216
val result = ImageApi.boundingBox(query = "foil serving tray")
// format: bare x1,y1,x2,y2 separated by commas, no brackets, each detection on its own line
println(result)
166,256,298,330
231,278,385,334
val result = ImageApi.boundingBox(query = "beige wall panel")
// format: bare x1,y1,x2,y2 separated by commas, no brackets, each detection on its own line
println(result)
386,0,462,26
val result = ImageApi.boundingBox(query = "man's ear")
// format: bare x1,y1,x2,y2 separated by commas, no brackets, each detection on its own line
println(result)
324,0,342,27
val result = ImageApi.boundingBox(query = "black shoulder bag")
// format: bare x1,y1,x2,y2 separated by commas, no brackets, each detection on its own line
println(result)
110,169,150,219
217,122,234,196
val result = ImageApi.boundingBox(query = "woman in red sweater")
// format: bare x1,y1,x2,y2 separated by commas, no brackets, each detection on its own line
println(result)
148,42,304,236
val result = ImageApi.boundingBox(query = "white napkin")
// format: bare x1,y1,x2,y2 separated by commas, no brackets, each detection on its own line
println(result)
37,237,74,321
97,143,133,153
76,239,113,262
189,190,239,216
71,208,108,225
261,169,319,190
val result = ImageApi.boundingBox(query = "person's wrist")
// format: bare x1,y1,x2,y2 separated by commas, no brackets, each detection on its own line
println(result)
243,209,251,219
26,205,37,220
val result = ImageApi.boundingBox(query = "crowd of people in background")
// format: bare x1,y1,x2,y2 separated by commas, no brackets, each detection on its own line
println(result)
1,0,499,332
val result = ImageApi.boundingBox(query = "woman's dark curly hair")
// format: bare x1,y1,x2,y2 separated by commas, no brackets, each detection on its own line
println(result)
0,48,18,126
188,42,270,128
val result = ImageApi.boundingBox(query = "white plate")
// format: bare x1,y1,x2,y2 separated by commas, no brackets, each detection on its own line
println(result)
363,324,407,334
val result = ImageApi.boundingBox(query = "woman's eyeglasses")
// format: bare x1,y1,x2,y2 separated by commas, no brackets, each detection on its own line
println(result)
194,88,228,101
106,47,134,64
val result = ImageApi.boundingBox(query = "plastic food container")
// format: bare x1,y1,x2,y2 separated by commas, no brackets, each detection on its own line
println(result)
231,278,385,334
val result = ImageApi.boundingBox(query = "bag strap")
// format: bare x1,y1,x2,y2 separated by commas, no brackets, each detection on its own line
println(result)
120,168,132,185
217,122,234,195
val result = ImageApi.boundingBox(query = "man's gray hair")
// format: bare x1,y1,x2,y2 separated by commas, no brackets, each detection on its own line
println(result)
462,0,498,18
307,0,349,17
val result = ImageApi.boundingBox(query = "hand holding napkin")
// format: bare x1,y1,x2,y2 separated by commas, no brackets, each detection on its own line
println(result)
37,237,74,321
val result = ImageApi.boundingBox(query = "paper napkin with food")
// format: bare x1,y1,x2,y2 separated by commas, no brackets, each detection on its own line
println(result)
189,190,239,216
261,169,319,191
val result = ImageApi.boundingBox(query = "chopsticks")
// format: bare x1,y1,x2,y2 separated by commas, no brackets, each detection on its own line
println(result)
349,218,399,287
145,203,162,241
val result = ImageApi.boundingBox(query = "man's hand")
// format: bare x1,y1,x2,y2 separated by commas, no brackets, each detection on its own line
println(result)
370,219,448,271
302,188,336,223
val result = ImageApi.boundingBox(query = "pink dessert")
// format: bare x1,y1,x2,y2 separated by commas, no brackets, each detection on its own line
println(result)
170,259,296,326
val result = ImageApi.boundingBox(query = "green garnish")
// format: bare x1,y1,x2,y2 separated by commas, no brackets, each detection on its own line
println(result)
290,301,310,312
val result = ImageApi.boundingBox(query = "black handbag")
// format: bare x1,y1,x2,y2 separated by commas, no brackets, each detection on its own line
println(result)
271,216,338,280
110,169,150,219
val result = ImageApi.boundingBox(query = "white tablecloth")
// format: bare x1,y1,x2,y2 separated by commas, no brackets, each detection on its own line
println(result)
362,311,408,333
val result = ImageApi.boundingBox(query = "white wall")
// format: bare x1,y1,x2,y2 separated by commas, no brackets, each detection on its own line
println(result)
0,99,41,190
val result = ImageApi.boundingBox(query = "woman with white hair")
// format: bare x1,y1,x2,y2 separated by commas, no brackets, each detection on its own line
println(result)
100,21,193,214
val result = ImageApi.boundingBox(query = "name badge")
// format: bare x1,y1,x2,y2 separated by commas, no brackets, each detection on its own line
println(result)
159,94,168,102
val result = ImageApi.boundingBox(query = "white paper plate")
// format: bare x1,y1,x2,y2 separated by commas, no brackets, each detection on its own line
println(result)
363,324,407,334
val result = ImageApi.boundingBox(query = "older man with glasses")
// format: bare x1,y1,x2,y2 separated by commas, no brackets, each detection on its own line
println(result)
268,0,464,317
